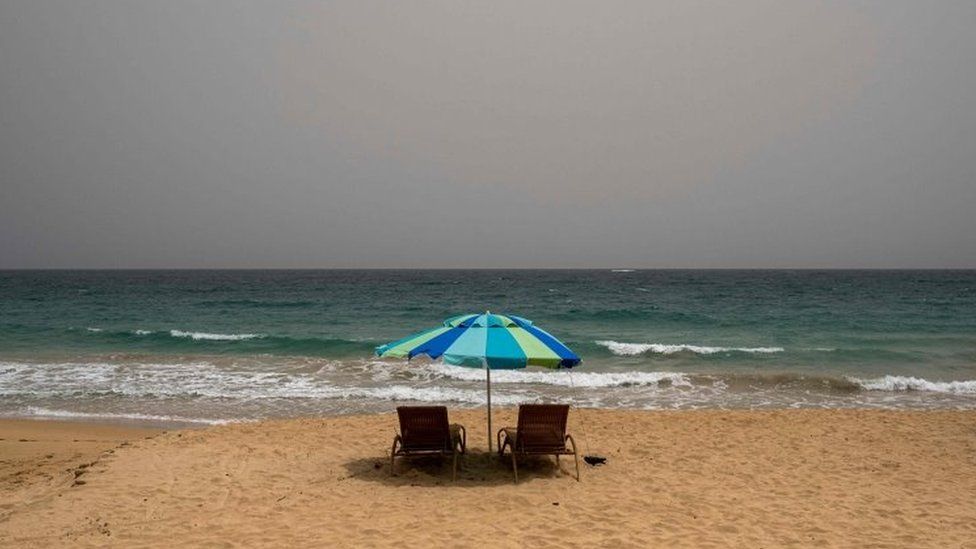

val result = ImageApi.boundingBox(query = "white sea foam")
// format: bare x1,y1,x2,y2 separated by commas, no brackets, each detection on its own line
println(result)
340,385,526,406
134,329,153,335
86,327,103,332
0,361,523,404
596,340,784,356
18,406,234,425
3,360,975,419
849,376,976,394
421,363,692,388
169,330,264,341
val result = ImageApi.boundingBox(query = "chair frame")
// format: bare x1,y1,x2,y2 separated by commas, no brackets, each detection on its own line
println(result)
390,406,466,481
497,404,580,483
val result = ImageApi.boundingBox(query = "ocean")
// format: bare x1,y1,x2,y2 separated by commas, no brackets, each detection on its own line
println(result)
1,270,974,425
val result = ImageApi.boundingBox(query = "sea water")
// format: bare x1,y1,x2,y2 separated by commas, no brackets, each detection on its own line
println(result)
1,270,974,424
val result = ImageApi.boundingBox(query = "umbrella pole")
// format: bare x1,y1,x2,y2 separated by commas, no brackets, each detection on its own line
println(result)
486,364,492,453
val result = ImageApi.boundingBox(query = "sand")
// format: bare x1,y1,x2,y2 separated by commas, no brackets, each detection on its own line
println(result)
1,409,975,548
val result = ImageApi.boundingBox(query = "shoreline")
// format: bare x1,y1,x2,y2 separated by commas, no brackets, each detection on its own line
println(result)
0,413,228,431
3,408,976,547
5,354,975,418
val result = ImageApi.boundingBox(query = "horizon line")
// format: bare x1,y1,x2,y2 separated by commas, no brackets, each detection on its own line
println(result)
2,267,975,272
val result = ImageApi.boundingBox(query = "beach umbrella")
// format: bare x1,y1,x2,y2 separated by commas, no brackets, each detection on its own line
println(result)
376,311,581,451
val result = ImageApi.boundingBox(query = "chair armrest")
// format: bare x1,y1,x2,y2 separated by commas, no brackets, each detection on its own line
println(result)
497,427,516,456
451,424,466,453
565,434,578,454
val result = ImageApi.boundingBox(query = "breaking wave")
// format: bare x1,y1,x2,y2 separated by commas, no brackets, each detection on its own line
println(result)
849,375,976,394
596,340,784,356
75,327,375,355
168,330,264,341
420,363,691,388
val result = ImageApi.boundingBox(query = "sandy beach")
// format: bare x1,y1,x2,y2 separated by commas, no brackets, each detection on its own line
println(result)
3,0,975,545
1,409,974,547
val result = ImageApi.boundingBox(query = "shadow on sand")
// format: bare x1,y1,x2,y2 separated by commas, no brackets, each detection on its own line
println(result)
342,451,578,487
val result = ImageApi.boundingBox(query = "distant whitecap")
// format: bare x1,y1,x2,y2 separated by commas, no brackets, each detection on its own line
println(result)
596,340,784,356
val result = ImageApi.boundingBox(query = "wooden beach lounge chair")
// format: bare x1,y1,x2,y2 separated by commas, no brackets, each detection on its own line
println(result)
390,406,466,480
497,404,580,483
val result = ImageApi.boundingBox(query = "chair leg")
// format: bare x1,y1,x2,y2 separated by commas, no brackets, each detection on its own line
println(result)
390,436,401,477
566,434,581,482
511,452,518,484
452,451,458,482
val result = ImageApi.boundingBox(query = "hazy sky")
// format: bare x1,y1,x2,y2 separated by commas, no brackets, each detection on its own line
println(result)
1,1,974,268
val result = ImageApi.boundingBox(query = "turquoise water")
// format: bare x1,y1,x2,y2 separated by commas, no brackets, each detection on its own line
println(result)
1,270,975,424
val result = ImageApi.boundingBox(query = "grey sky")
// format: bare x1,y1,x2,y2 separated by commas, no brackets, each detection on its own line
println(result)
1,1,974,268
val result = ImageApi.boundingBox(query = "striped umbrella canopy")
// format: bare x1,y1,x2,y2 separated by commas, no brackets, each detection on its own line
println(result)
376,312,580,450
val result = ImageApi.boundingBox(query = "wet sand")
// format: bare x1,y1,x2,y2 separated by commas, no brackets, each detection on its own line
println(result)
2,409,975,547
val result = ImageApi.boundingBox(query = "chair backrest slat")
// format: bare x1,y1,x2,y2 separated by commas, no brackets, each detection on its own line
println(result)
397,406,451,451
516,404,569,451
